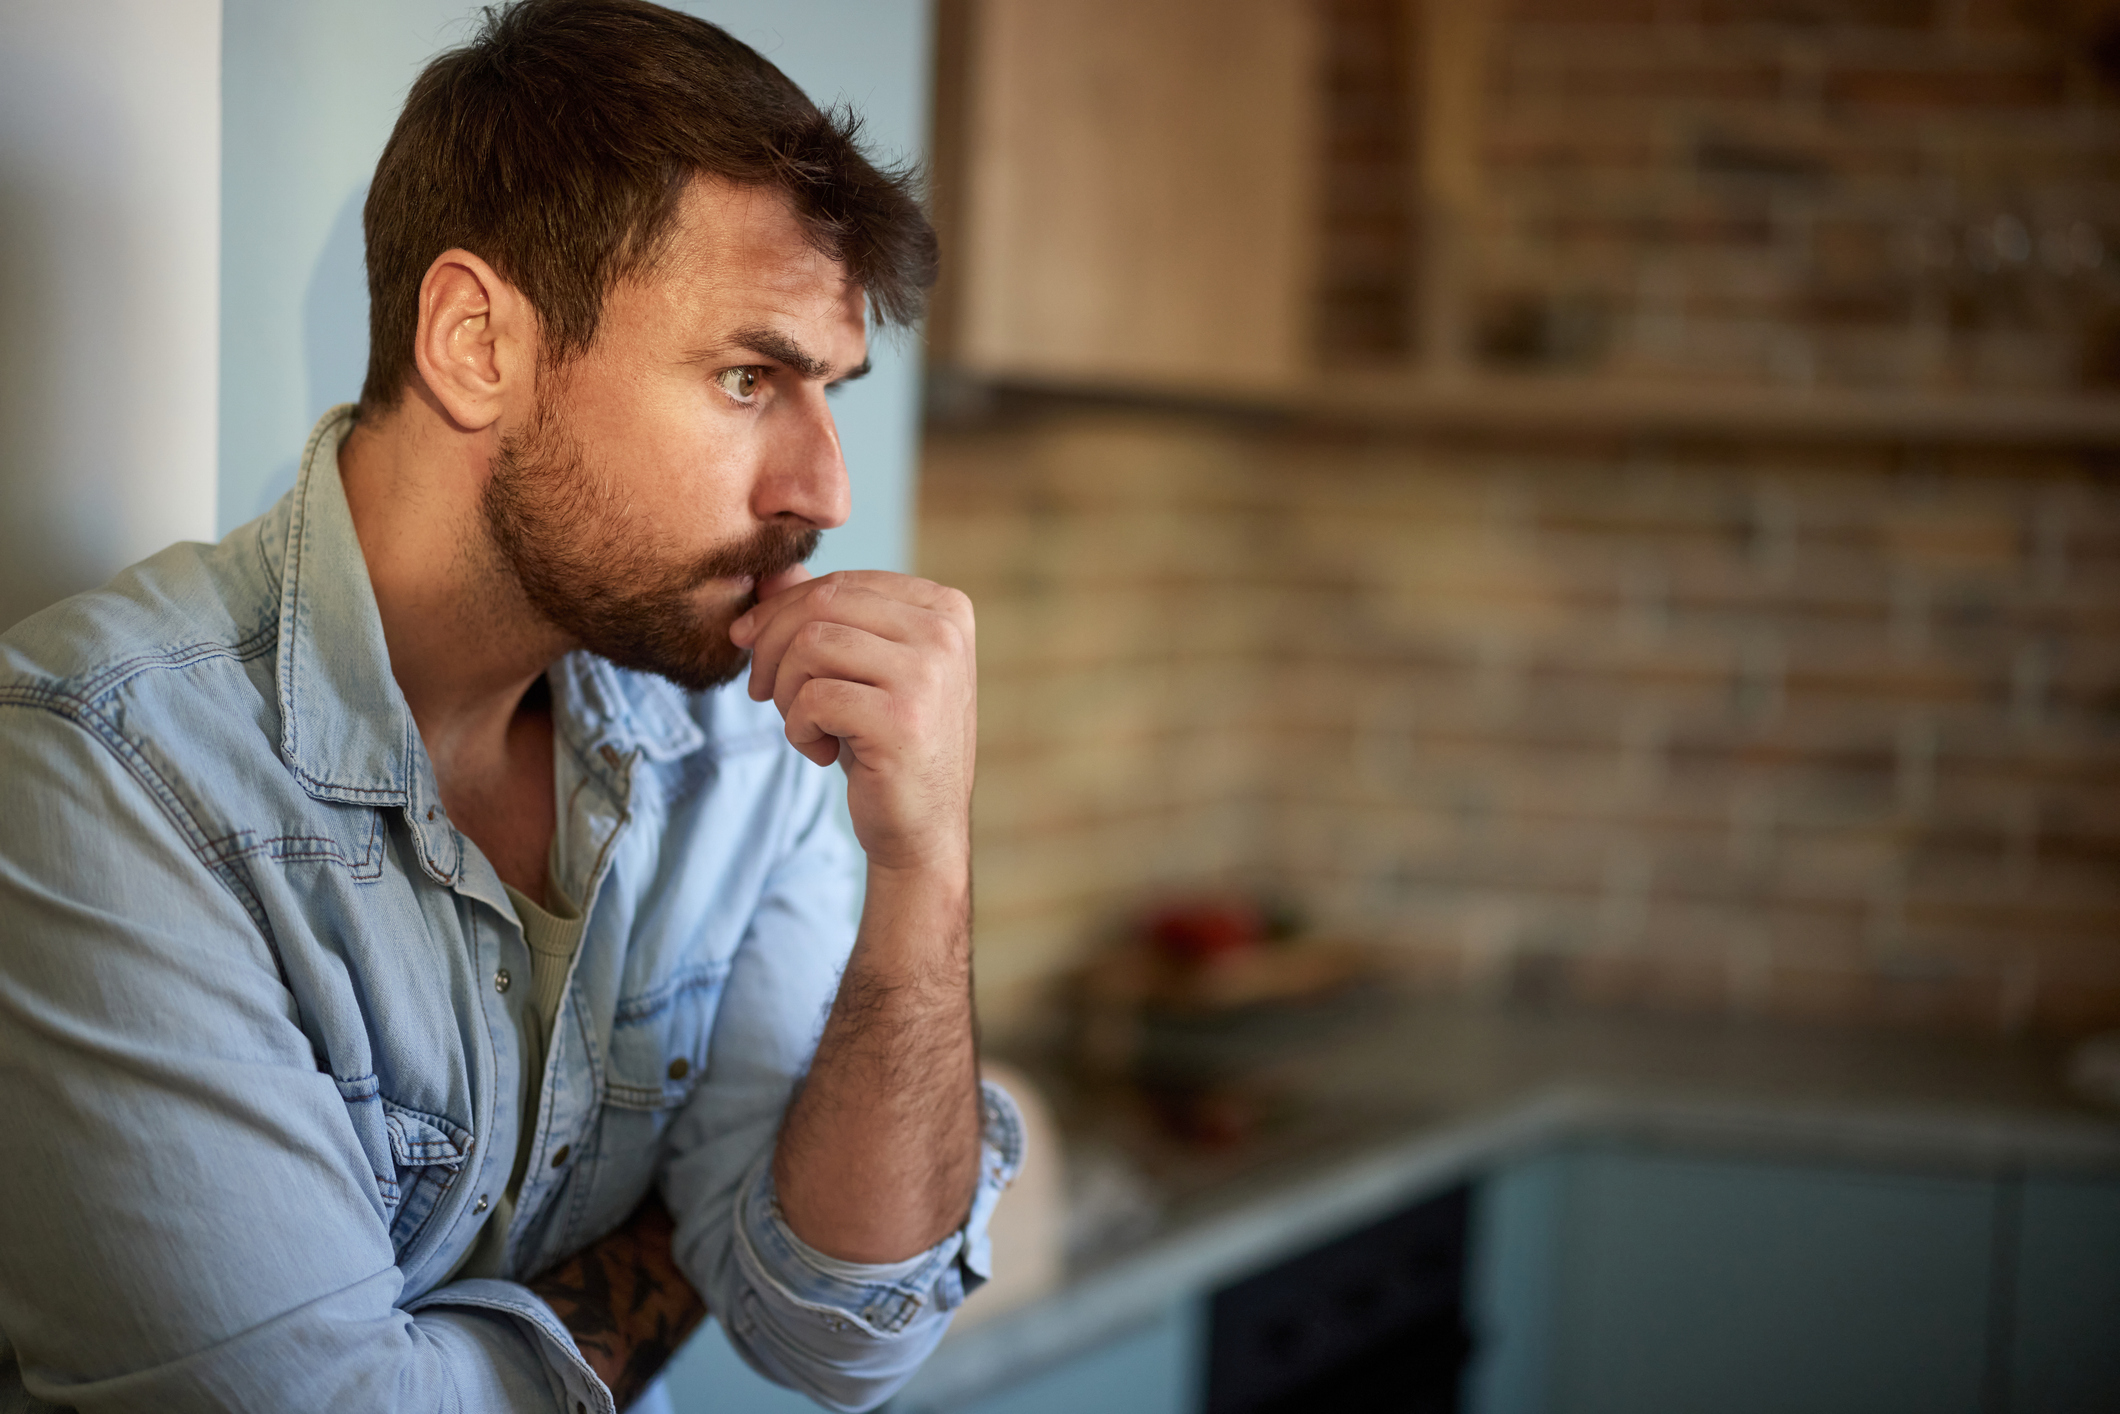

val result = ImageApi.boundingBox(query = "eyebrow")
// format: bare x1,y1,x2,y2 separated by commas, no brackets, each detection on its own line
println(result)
721,325,870,385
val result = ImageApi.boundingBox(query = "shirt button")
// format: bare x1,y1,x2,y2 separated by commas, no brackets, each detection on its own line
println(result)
495,969,511,993
667,1057,690,1081
551,1144,571,1168
474,1194,489,1214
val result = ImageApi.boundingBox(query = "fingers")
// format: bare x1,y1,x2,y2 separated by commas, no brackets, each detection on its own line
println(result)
733,571,970,649
722,570,976,874
736,573,972,709
765,619,927,722
743,580,922,698
783,677,894,768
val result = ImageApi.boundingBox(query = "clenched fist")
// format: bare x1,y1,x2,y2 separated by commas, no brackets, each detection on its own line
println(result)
729,567,976,876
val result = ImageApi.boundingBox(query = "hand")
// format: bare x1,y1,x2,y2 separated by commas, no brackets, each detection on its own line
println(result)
730,568,976,875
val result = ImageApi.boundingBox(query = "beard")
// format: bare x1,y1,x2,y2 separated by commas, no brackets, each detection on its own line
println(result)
481,392,819,693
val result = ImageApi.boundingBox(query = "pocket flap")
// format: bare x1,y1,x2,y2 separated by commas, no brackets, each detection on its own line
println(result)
605,964,729,1110
383,1100,472,1168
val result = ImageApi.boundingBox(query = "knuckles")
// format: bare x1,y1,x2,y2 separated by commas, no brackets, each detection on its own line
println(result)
757,576,977,753
794,618,842,652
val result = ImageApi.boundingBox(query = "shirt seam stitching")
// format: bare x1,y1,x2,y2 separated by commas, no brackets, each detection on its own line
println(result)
0,691,296,990
0,622,278,710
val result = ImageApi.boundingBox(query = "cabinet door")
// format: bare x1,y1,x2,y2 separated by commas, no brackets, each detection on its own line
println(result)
946,1302,1203,1414
1470,1148,2000,1414
1563,1150,1997,1414
659,1317,827,1414
662,1304,1201,1414
2012,1177,2120,1414
944,0,1319,393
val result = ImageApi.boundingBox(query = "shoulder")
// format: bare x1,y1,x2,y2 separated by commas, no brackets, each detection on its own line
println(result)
0,506,292,848
0,505,286,720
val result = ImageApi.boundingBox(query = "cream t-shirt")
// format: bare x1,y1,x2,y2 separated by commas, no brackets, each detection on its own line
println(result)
450,865,586,1281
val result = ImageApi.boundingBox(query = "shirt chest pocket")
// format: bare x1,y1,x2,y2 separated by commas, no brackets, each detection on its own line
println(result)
603,964,729,1111
336,1075,473,1257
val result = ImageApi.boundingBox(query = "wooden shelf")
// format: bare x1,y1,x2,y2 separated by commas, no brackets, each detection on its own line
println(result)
1317,373,2120,446
937,364,2120,447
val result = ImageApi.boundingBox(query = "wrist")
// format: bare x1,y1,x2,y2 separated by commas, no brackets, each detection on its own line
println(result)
862,855,971,937
856,857,972,975
864,847,970,890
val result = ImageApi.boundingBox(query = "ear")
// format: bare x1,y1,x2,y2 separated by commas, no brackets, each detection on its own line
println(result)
411,249,534,432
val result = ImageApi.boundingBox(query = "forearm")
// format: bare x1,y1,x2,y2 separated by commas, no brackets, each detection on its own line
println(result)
770,859,982,1263
531,1192,707,1410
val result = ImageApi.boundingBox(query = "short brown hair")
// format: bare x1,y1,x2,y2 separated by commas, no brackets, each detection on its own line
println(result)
359,0,935,412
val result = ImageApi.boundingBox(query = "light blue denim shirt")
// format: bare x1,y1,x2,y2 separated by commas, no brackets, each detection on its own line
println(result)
0,408,1021,1413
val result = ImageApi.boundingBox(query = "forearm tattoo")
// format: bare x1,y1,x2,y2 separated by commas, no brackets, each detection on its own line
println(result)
531,1192,708,1410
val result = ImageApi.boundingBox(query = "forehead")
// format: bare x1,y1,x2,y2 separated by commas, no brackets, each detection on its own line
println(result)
632,177,864,336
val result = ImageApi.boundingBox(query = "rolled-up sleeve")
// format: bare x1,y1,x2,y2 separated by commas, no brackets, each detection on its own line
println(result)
660,763,1025,1413
722,1080,1025,1409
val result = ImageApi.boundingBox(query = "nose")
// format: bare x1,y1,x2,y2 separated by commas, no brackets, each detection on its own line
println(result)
754,386,852,531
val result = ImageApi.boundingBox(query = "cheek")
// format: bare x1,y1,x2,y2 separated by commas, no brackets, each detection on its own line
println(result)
580,387,754,540
654,432,756,545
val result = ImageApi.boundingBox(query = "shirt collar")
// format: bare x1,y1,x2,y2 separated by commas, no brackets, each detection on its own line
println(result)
551,653,707,765
274,406,461,881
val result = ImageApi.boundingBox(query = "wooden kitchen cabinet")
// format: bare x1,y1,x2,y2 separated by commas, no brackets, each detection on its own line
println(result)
931,0,1320,395
927,0,2120,443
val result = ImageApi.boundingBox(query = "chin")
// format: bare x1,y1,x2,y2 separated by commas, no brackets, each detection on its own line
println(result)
579,600,750,695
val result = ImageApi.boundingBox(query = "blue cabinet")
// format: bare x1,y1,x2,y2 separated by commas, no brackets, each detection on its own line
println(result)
661,1147,2120,1414
2012,1177,2120,1414
943,1304,1203,1414
1561,1150,1994,1414
1468,1147,2120,1414
659,1318,829,1414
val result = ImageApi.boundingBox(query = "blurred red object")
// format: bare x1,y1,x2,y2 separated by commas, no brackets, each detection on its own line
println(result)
1146,899,1263,964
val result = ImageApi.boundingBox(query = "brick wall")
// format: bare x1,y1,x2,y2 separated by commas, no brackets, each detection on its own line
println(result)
1464,0,2120,389
926,416,2120,1040
926,0,2120,1042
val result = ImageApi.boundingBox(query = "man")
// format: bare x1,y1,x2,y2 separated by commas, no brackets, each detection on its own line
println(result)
0,2,1017,1410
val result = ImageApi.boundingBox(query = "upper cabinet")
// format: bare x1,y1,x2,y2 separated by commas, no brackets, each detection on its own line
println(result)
932,0,1320,395
929,0,2120,441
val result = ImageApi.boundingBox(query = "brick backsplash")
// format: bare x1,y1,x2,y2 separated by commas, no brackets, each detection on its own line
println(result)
1458,0,2120,391
924,0,2120,1042
922,414,2120,1039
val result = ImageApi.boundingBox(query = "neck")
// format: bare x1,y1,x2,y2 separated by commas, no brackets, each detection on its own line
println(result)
337,393,570,782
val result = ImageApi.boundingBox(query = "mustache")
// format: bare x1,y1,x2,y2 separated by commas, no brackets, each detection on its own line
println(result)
680,520,821,594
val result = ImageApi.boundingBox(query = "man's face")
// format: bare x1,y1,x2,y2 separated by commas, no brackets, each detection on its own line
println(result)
483,178,866,691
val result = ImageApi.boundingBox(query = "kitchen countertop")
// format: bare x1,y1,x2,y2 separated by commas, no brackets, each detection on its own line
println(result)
890,1000,2120,1412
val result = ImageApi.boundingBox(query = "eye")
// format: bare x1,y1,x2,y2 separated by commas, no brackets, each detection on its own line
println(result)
715,366,764,403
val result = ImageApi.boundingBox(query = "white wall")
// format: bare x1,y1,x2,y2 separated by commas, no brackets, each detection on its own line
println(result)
0,0,221,631
219,0,933,577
